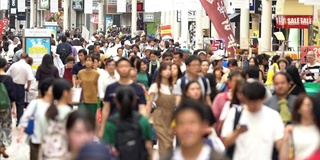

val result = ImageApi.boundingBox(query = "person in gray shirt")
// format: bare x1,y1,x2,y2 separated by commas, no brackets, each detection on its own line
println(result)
264,72,297,123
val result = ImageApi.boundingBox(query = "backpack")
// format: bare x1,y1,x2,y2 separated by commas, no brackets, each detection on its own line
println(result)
226,107,243,159
41,119,68,160
180,76,208,95
0,76,10,111
58,44,69,64
109,112,148,160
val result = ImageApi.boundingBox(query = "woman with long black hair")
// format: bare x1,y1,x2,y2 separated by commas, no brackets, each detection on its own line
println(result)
36,54,59,86
286,65,306,96
103,86,153,160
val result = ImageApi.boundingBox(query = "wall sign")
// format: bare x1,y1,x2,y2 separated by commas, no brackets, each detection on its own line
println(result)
143,13,155,22
276,15,313,29
301,46,320,64
254,0,277,14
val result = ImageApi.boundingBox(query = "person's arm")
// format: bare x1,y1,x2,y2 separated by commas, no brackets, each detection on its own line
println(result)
279,129,291,160
175,95,182,107
223,126,247,147
99,101,111,138
17,100,37,142
26,80,31,92
146,93,155,116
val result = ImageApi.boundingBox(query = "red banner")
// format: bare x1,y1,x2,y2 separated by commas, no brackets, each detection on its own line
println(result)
301,46,320,64
199,0,237,57
276,15,313,29
160,25,172,38
0,21,4,35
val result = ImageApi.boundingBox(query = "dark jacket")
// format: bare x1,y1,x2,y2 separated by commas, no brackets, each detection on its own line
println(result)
160,148,230,160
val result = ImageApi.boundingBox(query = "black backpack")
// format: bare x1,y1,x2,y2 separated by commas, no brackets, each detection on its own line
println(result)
58,44,70,64
226,107,243,159
180,76,208,95
109,112,148,160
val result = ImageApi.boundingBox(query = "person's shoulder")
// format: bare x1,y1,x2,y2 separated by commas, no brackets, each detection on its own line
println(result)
78,69,85,74
107,82,119,89
262,105,280,115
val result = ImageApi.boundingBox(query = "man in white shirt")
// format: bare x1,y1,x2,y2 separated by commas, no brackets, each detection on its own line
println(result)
221,80,284,160
98,58,119,100
173,51,186,73
6,53,34,125
301,51,320,82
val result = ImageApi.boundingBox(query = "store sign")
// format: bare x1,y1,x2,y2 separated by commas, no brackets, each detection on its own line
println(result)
301,46,320,64
143,13,155,22
72,0,83,11
39,0,50,9
10,0,17,14
254,0,277,14
107,5,117,14
276,15,313,29
177,10,197,22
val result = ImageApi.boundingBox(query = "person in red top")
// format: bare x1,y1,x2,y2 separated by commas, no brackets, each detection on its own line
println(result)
63,56,75,86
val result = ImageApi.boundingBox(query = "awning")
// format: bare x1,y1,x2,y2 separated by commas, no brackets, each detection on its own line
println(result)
229,13,240,23
276,0,313,15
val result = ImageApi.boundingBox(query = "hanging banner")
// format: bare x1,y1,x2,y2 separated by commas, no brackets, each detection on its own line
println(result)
301,46,320,64
50,0,59,12
276,15,313,29
117,0,126,13
309,22,320,46
17,0,25,12
0,21,4,35
160,25,172,38
199,0,237,57
84,0,93,14
0,0,8,10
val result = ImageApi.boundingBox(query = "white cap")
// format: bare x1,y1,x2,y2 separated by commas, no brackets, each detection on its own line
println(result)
124,40,132,46
210,55,223,62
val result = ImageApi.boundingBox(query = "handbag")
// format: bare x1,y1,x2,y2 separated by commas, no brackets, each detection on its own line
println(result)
24,101,38,135
72,86,82,104
208,128,225,153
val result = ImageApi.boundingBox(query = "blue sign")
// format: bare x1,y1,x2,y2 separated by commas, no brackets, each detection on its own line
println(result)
45,26,57,40
26,38,51,55
250,0,255,10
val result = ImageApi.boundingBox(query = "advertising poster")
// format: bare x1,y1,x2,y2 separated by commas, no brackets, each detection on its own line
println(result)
45,26,57,40
26,37,51,69
301,46,320,64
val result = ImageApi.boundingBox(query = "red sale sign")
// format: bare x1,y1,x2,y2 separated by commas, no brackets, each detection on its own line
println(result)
276,15,313,29
301,46,320,64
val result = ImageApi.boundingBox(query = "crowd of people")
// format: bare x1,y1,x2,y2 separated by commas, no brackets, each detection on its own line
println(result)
0,28,320,160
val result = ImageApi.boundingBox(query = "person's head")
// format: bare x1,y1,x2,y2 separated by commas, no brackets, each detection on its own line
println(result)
39,54,54,71
228,59,238,72
116,58,132,79
131,44,140,53
183,81,202,102
162,51,173,65
61,35,67,42
248,57,259,66
273,72,291,97
205,73,218,101
197,51,207,61
105,59,116,74
124,40,131,49
200,60,210,74
272,55,280,64
46,79,72,120
128,51,136,59
85,55,94,69
13,37,20,45
94,42,100,54
171,63,183,79
78,49,88,62
242,79,266,112
130,68,137,82
92,55,100,69
65,56,75,69
115,37,120,43
136,59,148,72
174,99,206,148
213,66,223,79
306,51,316,63
117,47,123,57
277,58,289,71
230,80,245,107
229,70,244,90
292,94,315,124
149,50,158,61
114,86,137,120
186,55,201,76
129,55,139,68
286,65,305,91
0,57,8,70
20,53,29,60
173,51,184,64
244,66,260,79
38,78,54,100
210,55,223,68
156,63,172,90
66,109,96,152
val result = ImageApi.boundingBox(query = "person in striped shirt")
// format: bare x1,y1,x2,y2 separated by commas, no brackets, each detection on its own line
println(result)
301,51,320,82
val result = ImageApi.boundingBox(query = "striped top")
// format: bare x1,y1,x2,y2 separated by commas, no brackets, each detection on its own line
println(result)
302,62,320,82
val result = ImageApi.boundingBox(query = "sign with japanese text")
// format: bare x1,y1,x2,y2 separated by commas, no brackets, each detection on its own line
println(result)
199,0,237,58
301,46,320,64
308,23,320,46
254,0,277,14
160,25,172,38
276,15,313,29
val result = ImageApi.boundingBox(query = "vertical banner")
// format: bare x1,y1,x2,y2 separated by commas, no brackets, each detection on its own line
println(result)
10,0,17,14
1,0,8,10
84,0,93,14
199,0,237,57
0,21,4,35
17,0,25,12
160,25,172,38
50,0,59,12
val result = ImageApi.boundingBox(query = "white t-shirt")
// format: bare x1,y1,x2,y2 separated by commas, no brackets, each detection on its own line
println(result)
148,83,172,101
172,144,212,160
221,106,284,160
292,125,320,159
180,63,186,73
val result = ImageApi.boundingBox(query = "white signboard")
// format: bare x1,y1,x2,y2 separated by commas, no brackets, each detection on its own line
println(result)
117,0,126,12
24,29,52,37
145,0,160,12
17,0,25,12
229,0,250,9
84,0,93,14
50,0,59,12
0,0,8,10
174,0,200,10
304,0,320,5
108,0,117,5
82,26,90,42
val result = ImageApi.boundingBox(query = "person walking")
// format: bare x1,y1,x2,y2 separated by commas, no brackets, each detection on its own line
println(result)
6,53,34,125
36,54,60,86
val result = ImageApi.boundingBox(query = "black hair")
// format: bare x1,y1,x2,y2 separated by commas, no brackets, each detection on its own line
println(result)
173,51,184,59
162,51,173,59
66,109,96,133
66,56,75,63
117,47,123,53
106,59,116,66
273,72,291,83
150,50,158,56
78,49,88,56
230,80,245,108
61,35,67,42
229,70,243,80
85,55,94,62
115,86,137,120
27,57,33,66
131,44,140,52
313,93,320,129
0,57,7,68
243,80,266,100
205,73,218,101
156,63,173,94
116,57,131,67
130,55,139,68
136,59,147,72
65,32,71,38
164,41,170,48
38,54,55,73
228,59,237,67
185,55,201,66
38,78,54,98
182,81,204,103
249,57,259,66
46,79,72,120
272,55,280,64
245,66,260,79
285,56,293,65
174,98,205,121
286,66,306,92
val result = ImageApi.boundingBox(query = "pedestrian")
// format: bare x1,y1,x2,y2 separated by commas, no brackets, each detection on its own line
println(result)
18,78,54,160
148,50,160,77
277,58,289,72
36,54,60,87
102,86,153,160
152,51,173,82
171,63,183,84
300,51,320,82
286,65,306,96
0,57,16,158
6,53,34,125
25,57,38,107
100,58,147,137
98,59,119,102
113,47,123,61
136,59,151,90
147,63,175,157
63,56,75,86
248,57,264,83
199,60,210,77
77,55,100,116
244,66,272,99
173,51,186,73
279,94,320,160
56,35,73,64
72,49,87,86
